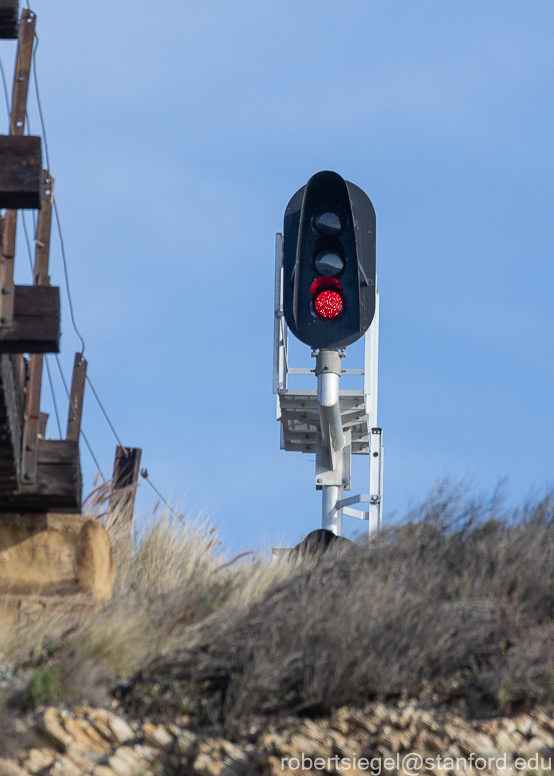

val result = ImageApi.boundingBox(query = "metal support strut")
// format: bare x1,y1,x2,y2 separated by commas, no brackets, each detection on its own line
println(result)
316,349,345,535
322,484,343,536
315,349,344,453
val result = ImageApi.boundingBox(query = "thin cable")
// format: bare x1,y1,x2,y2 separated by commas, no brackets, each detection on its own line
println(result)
85,374,127,452
30,36,85,353
44,356,63,438
140,470,186,526
30,34,50,171
21,212,35,275
80,432,106,482
54,354,106,481
0,55,10,128
53,201,86,354
29,29,177,514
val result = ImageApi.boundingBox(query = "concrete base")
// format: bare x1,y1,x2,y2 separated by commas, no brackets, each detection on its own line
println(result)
0,514,114,601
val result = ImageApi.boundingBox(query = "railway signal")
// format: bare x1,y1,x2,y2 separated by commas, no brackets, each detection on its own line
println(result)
283,170,376,351
274,171,383,542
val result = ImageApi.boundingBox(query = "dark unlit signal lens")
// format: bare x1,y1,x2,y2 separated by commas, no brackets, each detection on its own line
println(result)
314,210,343,236
314,249,344,277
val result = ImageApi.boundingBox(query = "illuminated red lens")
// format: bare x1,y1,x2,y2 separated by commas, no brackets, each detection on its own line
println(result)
314,289,343,319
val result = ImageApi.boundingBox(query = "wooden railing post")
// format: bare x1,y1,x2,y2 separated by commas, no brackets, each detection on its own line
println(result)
107,446,142,541
66,353,87,442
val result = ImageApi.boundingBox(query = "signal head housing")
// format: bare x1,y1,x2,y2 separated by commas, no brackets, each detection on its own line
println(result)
283,170,376,350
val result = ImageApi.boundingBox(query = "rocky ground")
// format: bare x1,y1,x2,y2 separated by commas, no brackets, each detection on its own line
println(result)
3,700,554,775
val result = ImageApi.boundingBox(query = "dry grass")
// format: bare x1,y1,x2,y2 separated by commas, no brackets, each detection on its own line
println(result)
0,494,286,709
4,482,554,726
123,484,554,726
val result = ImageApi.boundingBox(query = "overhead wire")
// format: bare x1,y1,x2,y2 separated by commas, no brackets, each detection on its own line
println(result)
52,201,86,354
19,90,102,476
0,54,10,127
139,471,186,526
21,211,34,273
27,29,103,474
54,355,106,481
84,374,127,453
23,26,185,522
44,357,63,438
20,205,64,439
31,33,86,354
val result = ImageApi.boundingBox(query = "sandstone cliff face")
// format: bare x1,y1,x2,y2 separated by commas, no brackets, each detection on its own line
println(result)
0,515,114,600
3,700,554,776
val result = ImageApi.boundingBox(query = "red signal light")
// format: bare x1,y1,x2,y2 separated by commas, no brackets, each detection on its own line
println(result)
315,290,343,319
310,277,344,320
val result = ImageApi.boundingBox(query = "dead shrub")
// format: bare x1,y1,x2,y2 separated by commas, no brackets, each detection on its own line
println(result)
124,484,554,724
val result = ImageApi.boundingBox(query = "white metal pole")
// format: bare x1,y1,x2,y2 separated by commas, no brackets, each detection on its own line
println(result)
315,349,344,453
322,484,343,535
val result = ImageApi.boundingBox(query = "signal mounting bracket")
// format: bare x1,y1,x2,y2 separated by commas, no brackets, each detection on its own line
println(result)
273,233,383,534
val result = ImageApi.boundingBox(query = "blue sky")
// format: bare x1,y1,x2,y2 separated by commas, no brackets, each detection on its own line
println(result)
2,0,554,554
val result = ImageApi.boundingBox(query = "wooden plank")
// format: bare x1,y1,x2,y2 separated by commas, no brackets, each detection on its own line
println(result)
13,284,59,315
0,136,43,209
33,171,54,284
36,439,79,465
0,1,19,39
0,439,81,512
0,387,17,486
10,8,35,135
0,209,17,325
0,285,60,352
107,446,142,537
0,354,24,488
20,352,43,483
66,353,86,442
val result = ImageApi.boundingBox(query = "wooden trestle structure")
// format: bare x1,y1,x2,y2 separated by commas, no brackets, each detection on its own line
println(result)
0,3,143,540
0,4,84,513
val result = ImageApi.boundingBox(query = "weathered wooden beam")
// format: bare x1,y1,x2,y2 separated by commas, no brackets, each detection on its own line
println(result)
18,171,55,482
0,285,60,352
0,356,20,490
0,354,24,483
20,352,42,483
0,136,43,209
0,438,81,512
107,446,142,538
10,8,35,135
66,353,86,442
0,209,17,326
33,171,54,284
0,0,19,39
